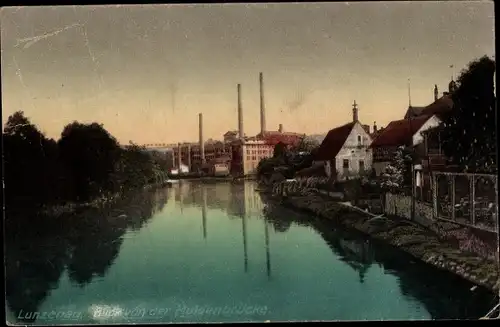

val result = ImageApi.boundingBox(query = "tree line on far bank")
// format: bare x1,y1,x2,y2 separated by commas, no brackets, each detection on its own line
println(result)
3,111,171,211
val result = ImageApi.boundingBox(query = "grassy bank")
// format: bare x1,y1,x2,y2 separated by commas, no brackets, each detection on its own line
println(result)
266,185,499,293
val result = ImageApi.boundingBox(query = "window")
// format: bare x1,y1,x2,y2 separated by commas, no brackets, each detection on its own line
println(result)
357,135,362,146
359,160,365,173
343,159,349,169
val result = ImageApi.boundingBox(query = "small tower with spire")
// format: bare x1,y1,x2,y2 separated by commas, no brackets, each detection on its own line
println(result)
352,100,359,123
434,84,439,101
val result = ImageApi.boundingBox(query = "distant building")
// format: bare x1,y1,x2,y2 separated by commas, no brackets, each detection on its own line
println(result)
207,155,231,176
313,101,373,181
223,130,239,143
230,124,303,176
170,163,189,175
172,141,232,173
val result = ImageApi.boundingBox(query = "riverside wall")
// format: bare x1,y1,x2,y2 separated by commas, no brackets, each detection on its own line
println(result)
266,179,499,293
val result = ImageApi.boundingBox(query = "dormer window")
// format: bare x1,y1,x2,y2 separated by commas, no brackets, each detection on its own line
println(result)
357,135,362,146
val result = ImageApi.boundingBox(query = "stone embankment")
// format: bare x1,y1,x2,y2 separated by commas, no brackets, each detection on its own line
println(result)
268,179,500,293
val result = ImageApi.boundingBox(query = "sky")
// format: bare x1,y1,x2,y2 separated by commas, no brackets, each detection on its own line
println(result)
1,2,495,145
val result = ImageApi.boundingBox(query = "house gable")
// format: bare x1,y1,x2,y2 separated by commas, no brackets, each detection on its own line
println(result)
334,122,373,178
336,122,372,156
412,114,441,145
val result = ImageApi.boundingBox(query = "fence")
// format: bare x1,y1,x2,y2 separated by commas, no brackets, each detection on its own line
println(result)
432,172,498,233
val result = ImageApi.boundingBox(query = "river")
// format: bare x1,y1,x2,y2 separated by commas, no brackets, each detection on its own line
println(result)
5,180,494,323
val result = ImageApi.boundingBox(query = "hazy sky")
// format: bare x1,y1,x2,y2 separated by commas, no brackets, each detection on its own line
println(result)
1,3,495,145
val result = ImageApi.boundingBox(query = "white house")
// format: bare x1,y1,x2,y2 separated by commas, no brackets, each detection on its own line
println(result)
313,101,373,181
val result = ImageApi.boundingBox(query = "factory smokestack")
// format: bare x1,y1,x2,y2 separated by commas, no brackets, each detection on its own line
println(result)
237,84,244,139
199,113,205,164
177,143,182,168
259,72,266,135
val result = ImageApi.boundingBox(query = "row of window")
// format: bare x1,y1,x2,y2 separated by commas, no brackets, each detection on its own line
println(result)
246,149,271,155
342,159,365,171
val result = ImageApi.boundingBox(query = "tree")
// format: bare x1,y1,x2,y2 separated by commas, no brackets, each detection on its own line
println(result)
380,146,413,193
3,111,59,207
273,141,287,158
292,136,320,153
58,122,121,200
438,55,496,173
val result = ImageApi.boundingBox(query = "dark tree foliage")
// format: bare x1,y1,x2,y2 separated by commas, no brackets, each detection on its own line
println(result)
439,55,496,173
273,141,287,158
3,111,170,211
58,122,121,201
291,136,320,154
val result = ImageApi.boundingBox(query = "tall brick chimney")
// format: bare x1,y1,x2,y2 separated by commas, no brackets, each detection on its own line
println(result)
199,113,205,164
177,143,182,168
259,72,266,135
238,84,244,139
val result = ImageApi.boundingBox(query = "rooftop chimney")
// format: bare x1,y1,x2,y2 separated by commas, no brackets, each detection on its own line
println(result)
373,121,378,133
434,84,438,101
278,124,283,133
199,113,205,164
237,84,244,139
352,100,359,123
259,72,266,135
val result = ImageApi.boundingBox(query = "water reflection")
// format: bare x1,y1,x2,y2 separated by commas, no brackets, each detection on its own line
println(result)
172,181,263,219
264,218,271,280
5,187,170,324
259,193,495,320
202,186,207,240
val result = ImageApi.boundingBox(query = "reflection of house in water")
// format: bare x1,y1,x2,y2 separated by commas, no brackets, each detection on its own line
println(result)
312,225,373,283
337,238,373,283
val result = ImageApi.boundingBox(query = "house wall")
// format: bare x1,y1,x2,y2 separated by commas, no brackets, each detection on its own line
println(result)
412,115,441,145
241,142,274,175
334,122,373,180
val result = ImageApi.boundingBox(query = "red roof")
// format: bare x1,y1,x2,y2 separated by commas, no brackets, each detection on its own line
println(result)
258,131,303,138
314,122,355,161
420,94,453,117
256,131,303,147
370,115,432,148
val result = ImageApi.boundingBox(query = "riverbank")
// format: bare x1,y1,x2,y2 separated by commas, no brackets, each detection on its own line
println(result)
169,174,256,181
262,181,499,293
34,179,171,218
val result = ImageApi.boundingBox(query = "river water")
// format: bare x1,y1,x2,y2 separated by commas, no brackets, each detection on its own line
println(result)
5,180,494,323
